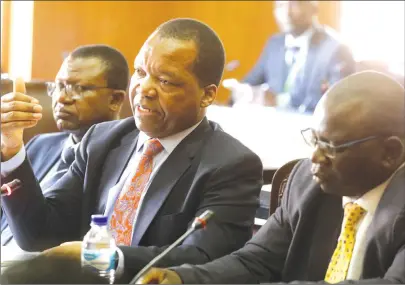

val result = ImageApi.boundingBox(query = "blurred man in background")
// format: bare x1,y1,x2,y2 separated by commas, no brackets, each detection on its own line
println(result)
225,1,355,113
1,44,129,258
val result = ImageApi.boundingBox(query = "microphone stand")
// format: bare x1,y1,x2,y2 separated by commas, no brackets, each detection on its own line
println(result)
129,210,214,284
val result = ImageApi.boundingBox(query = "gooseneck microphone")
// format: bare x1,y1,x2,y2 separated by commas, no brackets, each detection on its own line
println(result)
130,210,215,284
1,179,22,196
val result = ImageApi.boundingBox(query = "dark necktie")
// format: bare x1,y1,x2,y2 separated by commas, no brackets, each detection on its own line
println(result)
284,46,301,93
40,145,76,190
287,46,300,68
57,145,76,171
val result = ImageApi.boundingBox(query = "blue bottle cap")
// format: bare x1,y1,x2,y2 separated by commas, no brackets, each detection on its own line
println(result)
91,215,108,226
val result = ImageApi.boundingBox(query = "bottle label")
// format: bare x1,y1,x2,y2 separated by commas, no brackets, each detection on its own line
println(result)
82,248,115,272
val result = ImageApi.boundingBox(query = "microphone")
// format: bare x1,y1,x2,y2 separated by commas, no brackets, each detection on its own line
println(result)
1,179,22,196
129,210,215,284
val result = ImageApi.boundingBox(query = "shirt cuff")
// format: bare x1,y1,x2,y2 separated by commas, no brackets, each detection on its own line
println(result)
115,246,125,277
1,146,26,176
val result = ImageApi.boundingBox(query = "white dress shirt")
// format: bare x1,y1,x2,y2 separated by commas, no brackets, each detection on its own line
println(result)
341,162,405,280
284,27,314,68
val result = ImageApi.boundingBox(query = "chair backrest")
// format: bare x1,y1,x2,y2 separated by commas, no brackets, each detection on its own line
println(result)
269,158,302,215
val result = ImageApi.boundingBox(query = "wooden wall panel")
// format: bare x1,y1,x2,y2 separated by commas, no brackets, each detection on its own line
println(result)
153,1,279,103
31,1,168,81
318,1,340,31
29,1,279,104
27,1,340,105
1,1,11,73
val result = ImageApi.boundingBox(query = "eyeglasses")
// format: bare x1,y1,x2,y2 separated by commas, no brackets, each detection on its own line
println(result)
46,82,114,100
301,128,380,159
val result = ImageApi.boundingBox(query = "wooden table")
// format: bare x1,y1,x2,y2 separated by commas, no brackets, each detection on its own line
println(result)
1,246,40,270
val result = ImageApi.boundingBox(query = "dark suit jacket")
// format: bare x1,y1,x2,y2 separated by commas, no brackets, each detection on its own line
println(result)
1,117,263,276
1,132,69,246
174,159,405,284
242,25,355,113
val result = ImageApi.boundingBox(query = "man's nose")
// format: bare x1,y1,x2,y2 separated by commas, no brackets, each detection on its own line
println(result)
138,77,158,99
54,88,74,104
310,145,328,165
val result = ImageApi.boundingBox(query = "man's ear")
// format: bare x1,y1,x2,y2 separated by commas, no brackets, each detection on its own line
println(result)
382,136,405,168
200,84,217,108
109,90,126,112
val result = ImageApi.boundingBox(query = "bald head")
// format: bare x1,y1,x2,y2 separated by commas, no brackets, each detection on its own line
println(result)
315,71,405,139
310,71,405,198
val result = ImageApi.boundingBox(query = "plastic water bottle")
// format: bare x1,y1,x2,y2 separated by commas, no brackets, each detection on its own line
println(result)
81,215,116,284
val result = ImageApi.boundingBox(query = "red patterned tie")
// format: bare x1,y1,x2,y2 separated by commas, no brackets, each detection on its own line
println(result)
110,138,163,245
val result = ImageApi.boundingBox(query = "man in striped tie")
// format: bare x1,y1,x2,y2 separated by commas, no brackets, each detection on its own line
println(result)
1,18,263,281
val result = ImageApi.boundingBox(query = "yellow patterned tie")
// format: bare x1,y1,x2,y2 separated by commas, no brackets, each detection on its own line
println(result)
325,202,366,283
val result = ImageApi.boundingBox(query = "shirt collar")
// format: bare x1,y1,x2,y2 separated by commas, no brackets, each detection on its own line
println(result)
343,162,405,214
136,119,204,155
285,27,314,49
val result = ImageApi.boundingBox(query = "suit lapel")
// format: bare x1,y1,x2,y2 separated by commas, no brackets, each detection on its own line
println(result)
296,27,326,97
306,191,343,280
96,129,140,214
362,167,405,270
36,137,66,181
131,119,212,245
273,35,289,92
301,45,318,84
299,34,320,92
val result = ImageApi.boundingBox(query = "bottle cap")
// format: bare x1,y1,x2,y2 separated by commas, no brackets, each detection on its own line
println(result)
91,215,108,226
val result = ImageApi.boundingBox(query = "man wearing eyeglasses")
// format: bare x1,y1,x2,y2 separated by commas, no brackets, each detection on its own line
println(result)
0,44,129,258
136,71,405,284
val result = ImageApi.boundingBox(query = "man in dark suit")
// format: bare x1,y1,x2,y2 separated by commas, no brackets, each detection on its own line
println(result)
0,18,263,278
1,44,129,255
137,71,405,284
226,1,355,113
